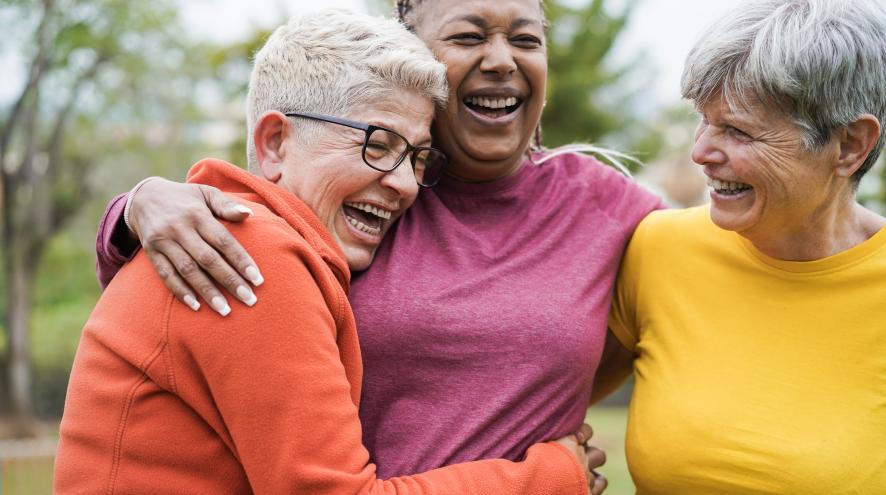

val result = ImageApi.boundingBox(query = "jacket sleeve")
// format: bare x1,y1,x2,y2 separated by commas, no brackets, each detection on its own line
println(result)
168,216,588,495
95,192,140,289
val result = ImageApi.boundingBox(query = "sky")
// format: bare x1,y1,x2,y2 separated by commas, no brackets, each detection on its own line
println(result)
1,0,744,111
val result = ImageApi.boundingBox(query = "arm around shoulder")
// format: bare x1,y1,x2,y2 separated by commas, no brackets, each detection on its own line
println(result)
167,216,588,495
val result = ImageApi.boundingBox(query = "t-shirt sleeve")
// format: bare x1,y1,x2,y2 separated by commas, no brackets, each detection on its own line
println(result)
168,217,588,495
608,212,654,353
95,192,141,289
608,167,667,228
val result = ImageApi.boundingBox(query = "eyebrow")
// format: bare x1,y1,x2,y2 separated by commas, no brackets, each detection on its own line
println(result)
369,118,432,147
449,14,542,30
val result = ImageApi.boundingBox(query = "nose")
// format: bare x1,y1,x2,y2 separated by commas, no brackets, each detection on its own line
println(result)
379,159,420,204
480,36,517,76
690,121,727,167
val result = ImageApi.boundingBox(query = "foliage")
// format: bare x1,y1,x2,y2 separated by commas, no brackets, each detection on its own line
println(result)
541,0,640,152
0,0,215,433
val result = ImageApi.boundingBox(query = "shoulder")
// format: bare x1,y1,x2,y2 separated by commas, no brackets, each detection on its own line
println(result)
532,150,665,221
637,205,711,235
224,204,343,310
167,207,345,355
627,205,724,259
226,202,321,270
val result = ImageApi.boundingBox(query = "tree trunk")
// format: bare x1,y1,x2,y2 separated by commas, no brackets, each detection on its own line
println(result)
3,236,38,436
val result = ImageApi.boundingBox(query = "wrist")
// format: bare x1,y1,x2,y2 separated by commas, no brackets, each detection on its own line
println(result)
123,176,160,235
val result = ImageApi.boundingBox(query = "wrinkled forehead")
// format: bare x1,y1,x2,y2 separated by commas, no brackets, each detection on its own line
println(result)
400,0,546,30
698,87,787,120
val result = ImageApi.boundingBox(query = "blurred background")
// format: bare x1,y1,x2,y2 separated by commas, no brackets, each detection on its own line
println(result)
1,0,883,493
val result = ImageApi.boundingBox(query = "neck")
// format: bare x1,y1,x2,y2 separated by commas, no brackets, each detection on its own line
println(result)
443,150,529,183
745,201,886,261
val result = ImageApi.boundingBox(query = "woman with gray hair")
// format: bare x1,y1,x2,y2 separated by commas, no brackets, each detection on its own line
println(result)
55,9,598,494
602,0,886,492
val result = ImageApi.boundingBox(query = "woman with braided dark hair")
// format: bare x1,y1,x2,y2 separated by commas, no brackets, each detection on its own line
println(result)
93,0,661,490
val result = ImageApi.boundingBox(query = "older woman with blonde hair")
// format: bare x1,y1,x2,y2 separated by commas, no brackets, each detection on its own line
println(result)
602,0,886,492
56,9,600,494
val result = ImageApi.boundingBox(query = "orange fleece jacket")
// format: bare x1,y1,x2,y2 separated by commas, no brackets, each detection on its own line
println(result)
55,159,588,495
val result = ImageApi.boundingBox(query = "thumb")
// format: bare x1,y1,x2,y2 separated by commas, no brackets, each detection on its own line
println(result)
201,185,252,221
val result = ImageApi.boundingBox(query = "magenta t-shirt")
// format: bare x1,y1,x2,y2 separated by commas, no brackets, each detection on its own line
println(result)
95,151,662,478
351,152,661,476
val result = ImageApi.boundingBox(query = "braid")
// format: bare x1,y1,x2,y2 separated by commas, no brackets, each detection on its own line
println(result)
395,0,421,29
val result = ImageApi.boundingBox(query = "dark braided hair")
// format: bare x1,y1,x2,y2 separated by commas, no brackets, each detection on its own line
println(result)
395,0,547,154
395,0,422,29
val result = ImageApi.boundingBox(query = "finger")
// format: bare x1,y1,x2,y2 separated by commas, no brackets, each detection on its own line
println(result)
145,249,201,312
585,445,607,470
173,228,257,308
574,423,594,446
196,219,263,287
153,239,232,316
590,472,608,495
200,185,253,222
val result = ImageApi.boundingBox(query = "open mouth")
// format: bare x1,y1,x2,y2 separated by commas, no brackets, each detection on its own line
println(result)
342,202,392,236
463,96,522,119
709,178,753,196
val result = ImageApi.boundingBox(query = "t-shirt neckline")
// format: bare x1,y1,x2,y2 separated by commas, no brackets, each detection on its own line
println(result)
735,223,886,274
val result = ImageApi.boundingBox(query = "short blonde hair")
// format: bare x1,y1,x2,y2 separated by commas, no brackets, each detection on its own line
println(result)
246,9,448,167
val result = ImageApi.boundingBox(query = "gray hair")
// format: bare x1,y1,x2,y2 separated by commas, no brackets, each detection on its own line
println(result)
681,0,886,182
246,9,448,168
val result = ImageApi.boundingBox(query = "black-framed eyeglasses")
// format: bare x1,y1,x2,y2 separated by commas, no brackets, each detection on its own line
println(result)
285,112,448,187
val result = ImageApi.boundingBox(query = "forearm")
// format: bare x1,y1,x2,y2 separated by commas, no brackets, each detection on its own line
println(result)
589,329,635,406
175,220,586,494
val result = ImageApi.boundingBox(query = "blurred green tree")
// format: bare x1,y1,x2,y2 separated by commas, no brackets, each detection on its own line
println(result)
0,0,196,435
541,0,640,150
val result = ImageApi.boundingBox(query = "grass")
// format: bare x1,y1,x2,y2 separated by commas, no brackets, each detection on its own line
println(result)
0,457,54,495
1,408,632,495
0,233,637,492
586,406,634,495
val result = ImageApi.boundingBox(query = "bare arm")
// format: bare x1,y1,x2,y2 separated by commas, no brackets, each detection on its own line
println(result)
589,329,636,406
167,217,594,494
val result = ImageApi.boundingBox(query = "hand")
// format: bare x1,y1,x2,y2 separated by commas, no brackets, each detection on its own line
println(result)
127,177,263,316
556,424,608,495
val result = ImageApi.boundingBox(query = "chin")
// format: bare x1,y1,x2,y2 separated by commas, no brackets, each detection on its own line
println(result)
343,246,376,272
709,205,760,234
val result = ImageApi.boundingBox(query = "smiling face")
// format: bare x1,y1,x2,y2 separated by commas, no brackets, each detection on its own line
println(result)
409,0,547,181
276,89,434,270
691,94,844,240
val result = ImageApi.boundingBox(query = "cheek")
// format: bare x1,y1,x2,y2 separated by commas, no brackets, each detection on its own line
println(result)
745,146,800,195
526,55,548,85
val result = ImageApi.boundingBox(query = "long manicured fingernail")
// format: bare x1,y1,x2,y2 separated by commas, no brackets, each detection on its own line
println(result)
211,296,231,317
183,294,200,312
236,285,257,306
233,204,253,216
245,266,264,286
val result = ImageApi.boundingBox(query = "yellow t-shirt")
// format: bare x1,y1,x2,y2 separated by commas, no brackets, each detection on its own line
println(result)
609,205,886,494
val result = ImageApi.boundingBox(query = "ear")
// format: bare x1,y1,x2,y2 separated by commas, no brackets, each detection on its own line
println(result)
834,114,881,178
253,111,294,183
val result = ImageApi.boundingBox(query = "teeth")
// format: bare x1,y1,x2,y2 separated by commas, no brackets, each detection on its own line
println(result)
346,216,381,235
466,96,518,109
344,202,392,220
708,179,752,192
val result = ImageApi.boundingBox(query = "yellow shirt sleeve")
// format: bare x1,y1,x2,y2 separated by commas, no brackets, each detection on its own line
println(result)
608,211,656,352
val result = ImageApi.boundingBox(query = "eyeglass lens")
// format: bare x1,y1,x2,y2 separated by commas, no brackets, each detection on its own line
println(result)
365,128,446,186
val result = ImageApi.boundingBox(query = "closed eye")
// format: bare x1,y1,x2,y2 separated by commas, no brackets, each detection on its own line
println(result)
448,32,484,45
725,125,753,141
511,35,542,48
